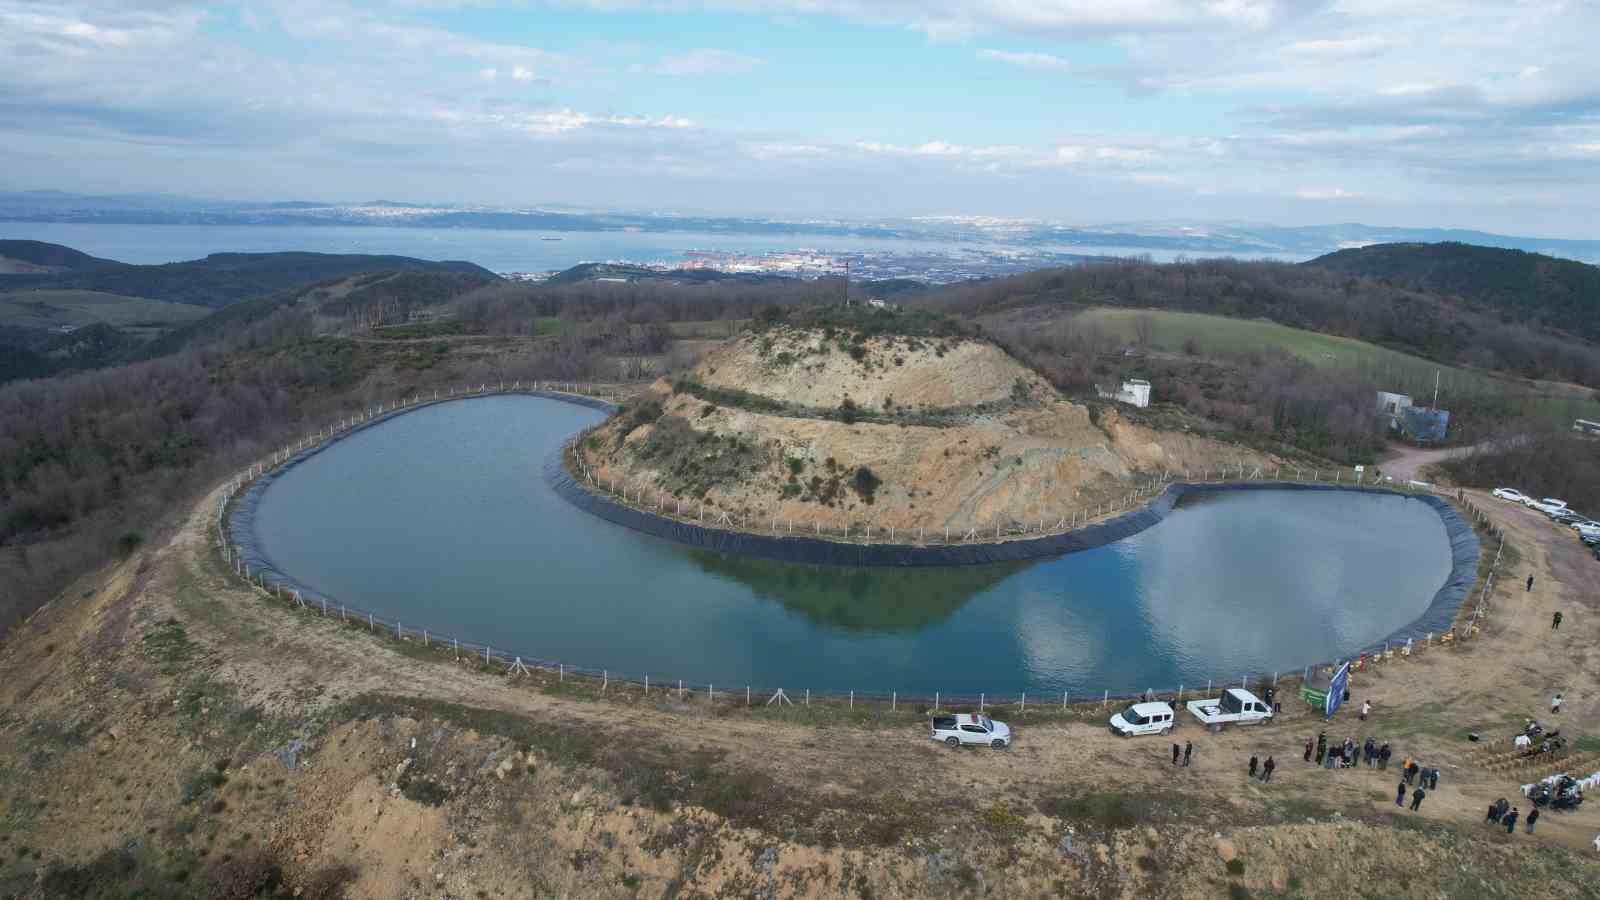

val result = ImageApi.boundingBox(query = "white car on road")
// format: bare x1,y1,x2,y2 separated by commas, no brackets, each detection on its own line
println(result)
1492,488,1530,503
930,713,1012,748
1110,701,1177,737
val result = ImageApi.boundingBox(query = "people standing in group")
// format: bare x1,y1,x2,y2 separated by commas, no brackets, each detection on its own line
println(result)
1324,746,1337,770
1552,693,1563,714
1379,743,1392,770
1427,768,1439,790
1552,611,1563,630
1183,741,1193,767
1360,700,1371,721
1249,755,1258,779
1304,736,1314,763
1261,756,1275,783
1503,807,1519,834
1396,782,1407,806
1315,732,1327,765
1410,787,1426,812
1526,808,1539,834
1486,800,1503,824
1401,757,1414,783
1172,743,1180,765
1363,738,1377,768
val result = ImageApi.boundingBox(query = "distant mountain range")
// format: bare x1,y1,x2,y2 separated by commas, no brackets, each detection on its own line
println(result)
3,190,1597,264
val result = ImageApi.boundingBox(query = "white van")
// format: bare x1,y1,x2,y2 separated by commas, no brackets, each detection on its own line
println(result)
1109,701,1177,737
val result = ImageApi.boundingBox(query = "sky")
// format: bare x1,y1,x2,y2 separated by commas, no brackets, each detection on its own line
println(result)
1,1,1597,234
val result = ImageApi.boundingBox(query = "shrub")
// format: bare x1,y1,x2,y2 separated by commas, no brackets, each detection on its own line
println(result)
852,466,881,503
838,397,858,424
115,530,144,557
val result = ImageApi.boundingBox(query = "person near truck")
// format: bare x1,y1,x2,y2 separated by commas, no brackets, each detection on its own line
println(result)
1172,743,1180,765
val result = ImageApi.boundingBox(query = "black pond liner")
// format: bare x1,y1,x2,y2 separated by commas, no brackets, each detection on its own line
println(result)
228,391,1481,687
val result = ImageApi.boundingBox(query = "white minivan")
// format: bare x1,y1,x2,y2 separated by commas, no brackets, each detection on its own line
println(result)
1109,701,1177,737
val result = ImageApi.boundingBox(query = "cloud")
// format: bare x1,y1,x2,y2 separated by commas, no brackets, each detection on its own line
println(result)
1295,187,1356,201
977,48,1071,72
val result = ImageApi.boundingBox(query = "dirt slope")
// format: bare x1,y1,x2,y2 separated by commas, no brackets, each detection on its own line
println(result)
0,464,1597,897
582,328,1282,535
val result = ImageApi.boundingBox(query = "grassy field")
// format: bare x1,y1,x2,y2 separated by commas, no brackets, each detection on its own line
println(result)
0,289,211,337
1077,307,1600,423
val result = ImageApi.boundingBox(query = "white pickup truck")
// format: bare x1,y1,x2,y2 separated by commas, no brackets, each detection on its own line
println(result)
1186,688,1274,730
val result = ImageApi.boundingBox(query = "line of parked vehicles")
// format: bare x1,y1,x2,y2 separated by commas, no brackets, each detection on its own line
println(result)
929,688,1275,748
1490,489,1600,558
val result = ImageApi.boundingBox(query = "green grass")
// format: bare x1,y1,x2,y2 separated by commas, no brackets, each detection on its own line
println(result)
666,319,746,339
1078,307,1600,424
0,289,210,335
534,316,566,336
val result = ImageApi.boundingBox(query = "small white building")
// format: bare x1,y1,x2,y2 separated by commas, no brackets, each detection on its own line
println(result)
1377,391,1412,417
1115,379,1151,408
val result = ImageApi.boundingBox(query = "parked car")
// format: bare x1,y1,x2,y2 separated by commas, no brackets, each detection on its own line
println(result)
1530,498,1570,516
1551,509,1584,524
1187,688,1274,730
930,713,1012,748
1493,488,1530,503
1110,701,1177,737
1569,519,1600,531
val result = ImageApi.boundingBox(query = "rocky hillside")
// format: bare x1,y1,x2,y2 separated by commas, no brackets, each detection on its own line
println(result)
578,320,1281,536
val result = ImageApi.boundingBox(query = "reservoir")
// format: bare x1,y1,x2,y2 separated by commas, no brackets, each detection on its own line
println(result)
248,395,1456,697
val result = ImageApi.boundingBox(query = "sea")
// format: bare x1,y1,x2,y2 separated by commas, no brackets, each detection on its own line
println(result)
0,221,1294,275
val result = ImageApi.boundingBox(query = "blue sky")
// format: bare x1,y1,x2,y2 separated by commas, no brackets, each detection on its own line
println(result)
2,1,1598,234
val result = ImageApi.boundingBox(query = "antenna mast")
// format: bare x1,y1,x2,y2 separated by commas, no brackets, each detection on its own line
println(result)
842,258,850,306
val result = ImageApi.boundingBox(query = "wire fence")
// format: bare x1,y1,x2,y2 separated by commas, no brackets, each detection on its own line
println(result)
212,382,1508,718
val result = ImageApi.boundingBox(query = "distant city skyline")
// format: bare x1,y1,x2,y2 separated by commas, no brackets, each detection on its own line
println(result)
2,2,1597,234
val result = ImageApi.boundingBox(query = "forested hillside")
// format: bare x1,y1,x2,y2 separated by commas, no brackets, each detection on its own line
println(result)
924,257,1600,387
0,246,496,309
1309,242,1600,342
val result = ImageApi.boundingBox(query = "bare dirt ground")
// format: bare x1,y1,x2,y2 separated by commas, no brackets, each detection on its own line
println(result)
1,476,1598,897
1377,443,1487,484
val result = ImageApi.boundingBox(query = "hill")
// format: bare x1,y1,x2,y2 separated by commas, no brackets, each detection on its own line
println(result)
1308,242,1600,342
579,312,1291,539
0,242,497,309
0,239,120,274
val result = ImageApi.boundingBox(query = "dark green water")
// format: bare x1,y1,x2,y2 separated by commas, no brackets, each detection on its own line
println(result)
251,395,1454,696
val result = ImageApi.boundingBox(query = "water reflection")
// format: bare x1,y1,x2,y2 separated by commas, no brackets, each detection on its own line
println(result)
686,551,1029,631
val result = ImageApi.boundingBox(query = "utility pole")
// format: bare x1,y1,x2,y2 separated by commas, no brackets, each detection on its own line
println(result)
842,259,850,306
1433,369,1440,409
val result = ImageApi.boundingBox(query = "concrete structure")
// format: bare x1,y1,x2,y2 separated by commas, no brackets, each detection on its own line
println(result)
1114,379,1151,408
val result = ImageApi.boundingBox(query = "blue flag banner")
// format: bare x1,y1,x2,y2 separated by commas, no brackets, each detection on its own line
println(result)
1326,661,1350,719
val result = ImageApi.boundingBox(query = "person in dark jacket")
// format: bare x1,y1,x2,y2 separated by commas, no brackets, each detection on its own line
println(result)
1410,787,1426,812
1527,574,1535,592
1262,756,1275,783
1315,732,1327,765
1526,808,1539,834
1173,743,1180,765
1486,801,1501,824
1304,736,1313,762
1552,611,1563,630
1363,738,1376,767
1249,755,1259,778
1379,743,1392,770
1395,782,1407,806
1503,807,1519,833
1183,741,1193,767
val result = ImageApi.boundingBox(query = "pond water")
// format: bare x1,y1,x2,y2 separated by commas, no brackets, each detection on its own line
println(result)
249,395,1455,697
